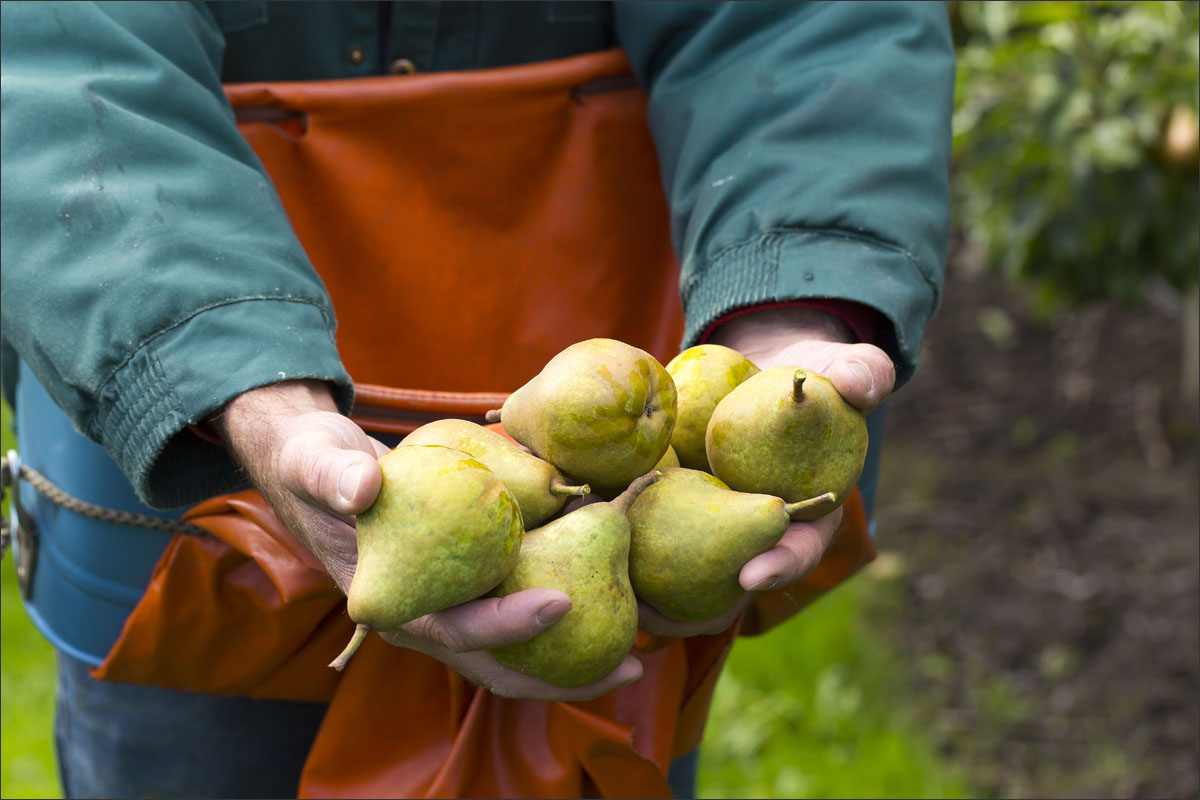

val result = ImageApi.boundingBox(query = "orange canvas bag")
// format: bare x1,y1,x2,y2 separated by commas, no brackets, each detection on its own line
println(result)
92,50,876,798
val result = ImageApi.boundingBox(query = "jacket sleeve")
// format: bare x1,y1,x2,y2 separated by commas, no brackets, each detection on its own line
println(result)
614,1,955,385
0,1,354,509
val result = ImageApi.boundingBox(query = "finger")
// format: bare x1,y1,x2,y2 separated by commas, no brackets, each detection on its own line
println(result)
822,343,895,412
636,597,746,638
296,512,358,593
279,431,383,516
739,508,842,591
405,588,573,653
482,652,644,702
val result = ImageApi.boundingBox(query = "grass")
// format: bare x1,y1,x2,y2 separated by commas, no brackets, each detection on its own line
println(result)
699,568,972,799
0,396,969,799
1,398,62,799
1,553,60,799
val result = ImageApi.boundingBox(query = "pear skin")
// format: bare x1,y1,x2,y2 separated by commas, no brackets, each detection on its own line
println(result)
332,445,524,670
706,366,867,520
653,444,680,471
665,345,759,472
401,419,589,528
486,338,677,490
488,473,657,687
628,468,832,621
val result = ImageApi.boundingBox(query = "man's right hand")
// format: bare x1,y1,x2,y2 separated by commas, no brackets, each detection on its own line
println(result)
214,379,642,700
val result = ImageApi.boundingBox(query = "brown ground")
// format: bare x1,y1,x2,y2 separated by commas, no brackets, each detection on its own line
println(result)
871,240,1200,799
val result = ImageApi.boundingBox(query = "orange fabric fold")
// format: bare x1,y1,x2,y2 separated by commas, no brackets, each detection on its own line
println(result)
92,491,349,703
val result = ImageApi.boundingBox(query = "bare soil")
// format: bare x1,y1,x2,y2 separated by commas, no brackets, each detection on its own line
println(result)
872,241,1200,799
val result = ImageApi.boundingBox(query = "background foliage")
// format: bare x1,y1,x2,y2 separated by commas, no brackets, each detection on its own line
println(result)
951,0,1199,309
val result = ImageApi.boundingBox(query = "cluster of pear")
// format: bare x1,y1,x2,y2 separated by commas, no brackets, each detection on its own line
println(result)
329,338,868,688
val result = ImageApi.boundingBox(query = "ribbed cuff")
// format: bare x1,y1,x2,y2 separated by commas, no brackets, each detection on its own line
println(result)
92,298,353,509
681,229,940,386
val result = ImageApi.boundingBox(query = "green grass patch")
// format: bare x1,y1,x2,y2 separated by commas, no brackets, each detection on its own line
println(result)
698,570,971,799
1,398,62,798
1,550,60,800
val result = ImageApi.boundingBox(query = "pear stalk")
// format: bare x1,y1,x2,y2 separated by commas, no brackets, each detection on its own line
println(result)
784,491,837,519
549,476,591,496
792,369,807,402
608,471,660,515
484,409,502,423
330,623,369,671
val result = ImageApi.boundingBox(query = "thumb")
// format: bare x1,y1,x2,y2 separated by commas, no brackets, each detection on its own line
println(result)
822,343,895,412
279,432,383,516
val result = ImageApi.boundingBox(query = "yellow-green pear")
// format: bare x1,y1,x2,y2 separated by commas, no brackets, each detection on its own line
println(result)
665,345,759,471
488,473,658,687
486,338,677,491
706,366,867,520
628,468,833,622
653,444,680,470
588,447,675,502
401,419,589,528
330,444,524,670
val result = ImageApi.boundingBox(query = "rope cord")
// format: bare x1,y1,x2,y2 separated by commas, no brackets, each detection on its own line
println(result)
1,455,211,538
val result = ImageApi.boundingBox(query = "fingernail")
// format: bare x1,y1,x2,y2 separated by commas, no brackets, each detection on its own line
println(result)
536,600,571,625
849,361,874,394
337,463,363,505
747,574,780,592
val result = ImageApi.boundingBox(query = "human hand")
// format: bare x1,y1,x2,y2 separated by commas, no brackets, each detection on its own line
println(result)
217,380,642,700
214,379,388,594
637,306,894,638
378,591,644,701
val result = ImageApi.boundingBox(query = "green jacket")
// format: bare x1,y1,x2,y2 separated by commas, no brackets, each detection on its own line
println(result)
0,1,954,509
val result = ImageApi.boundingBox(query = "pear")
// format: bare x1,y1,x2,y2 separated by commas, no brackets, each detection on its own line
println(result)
485,338,677,490
401,419,589,528
330,444,524,670
653,444,680,471
706,366,867,520
588,448,676,502
665,345,759,472
488,472,658,688
628,468,834,622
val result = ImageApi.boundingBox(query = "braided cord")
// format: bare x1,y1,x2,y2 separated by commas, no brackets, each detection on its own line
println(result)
2,456,210,538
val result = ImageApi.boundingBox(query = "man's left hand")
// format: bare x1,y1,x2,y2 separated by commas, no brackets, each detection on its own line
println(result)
636,306,894,638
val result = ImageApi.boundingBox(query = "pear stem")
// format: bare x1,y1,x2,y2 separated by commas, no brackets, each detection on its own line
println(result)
784,491,837,518
793,369,807,402
549,475,591,497
608,471,660,514
484,409,502,423
329,623,369,672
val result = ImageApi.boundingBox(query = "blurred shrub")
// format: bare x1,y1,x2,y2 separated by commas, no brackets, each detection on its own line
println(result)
952,1,1199,308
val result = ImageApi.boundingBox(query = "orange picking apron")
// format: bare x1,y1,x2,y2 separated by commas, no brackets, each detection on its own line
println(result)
91,49,877,798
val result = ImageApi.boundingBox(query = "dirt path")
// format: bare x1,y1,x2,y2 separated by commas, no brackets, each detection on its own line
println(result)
872,243,1199,798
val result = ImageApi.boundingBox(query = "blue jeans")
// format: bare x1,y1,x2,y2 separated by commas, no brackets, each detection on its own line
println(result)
54,651,699,799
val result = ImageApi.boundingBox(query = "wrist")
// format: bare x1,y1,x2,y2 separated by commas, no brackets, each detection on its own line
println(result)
212,380,338,436
211,380,340,474
707,305,856,355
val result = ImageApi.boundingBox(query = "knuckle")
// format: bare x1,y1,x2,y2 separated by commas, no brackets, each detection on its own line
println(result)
486,681,520,700
409,615,465,652
304,455,335,500
779,534,819,578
